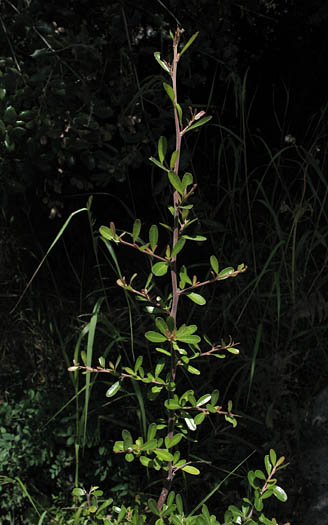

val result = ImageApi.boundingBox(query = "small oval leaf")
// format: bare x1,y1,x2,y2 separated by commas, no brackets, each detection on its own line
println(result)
152,261,169,276
145,331,167,343
106,381,121,398
185,292,206,305
181,465,200,475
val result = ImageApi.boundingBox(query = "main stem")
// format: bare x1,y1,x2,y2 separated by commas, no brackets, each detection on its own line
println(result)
157,28,182,512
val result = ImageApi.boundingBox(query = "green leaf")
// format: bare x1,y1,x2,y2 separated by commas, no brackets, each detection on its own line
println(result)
158,136,167,164
276,455,285,468
182,235,207,241
125,452,135,462
155,317,168,335
179,265,192,289
261,489,273,500
0,88,6,100
171,238,186,257
176,333,201,344
186,365,200,375
122,429,133,447
227,347,239,355
176,103,182,125
185,292,206,305
255,469,266,480
132,219,141,242
148,497,161,516
154,52,170,74
163,82,175,104
176,324,198,336
165,433,183,449
149,224,159,251
4,134,14,152
210,389,220,406
184,115,212,134
164,398,180,410
140,439,158,451
175,494,184,514
106,381,121,398
152,261,169,276
72,487,85,497
259,514,276,524
99,225,114,241
170,150,179,170
149,156,169,172
182,172,193,190
210,255,219,274
264,455,272,476
145,331,167,343
181,465,200,475
168,171,184,194
147,423,157,441
3,105,17,124
217,267,234,280
272,486,287,502
155,347,171,356
140,455,152,467
135,355,143,373
154,449,174,461
196,394,212,407
269,449,277,466
194,412,206,425
155,358,166,377
179,31,199,57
